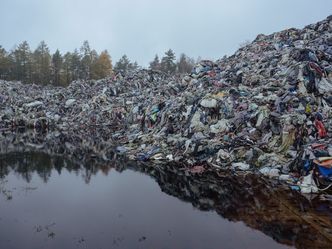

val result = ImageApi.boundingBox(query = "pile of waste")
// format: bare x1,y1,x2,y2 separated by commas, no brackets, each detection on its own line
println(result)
1,15,332,194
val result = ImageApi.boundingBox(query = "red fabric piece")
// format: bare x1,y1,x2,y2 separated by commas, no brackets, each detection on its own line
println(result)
315,119,327,138
309,62,323,76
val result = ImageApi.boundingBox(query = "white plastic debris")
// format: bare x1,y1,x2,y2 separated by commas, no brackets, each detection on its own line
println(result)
65,99,76,107
299,173,318,194
25,101,43,107
210,119,229,133
232,162,250,171
259,167,280,178
200,98,217,108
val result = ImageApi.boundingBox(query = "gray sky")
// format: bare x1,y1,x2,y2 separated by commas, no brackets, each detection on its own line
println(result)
1,0,331,66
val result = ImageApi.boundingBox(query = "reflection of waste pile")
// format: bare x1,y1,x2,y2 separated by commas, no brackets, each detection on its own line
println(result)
136,164,332,249
0,131,120,168
1,151,332,248
1,16,332,193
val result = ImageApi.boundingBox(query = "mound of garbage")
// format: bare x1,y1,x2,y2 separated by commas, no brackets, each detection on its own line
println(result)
1,16,332,193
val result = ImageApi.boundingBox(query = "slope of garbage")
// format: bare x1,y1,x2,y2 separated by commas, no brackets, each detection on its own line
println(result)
1,15,332,194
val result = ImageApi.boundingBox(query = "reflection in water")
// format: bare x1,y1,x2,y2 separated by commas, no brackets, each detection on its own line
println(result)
0,152,332,248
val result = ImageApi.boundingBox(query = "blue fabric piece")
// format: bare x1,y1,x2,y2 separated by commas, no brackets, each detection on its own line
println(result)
290,185,301,191
303,159,311,173
203,66,212,72
151,106,159,114
136,146,160,161
318,166,332,177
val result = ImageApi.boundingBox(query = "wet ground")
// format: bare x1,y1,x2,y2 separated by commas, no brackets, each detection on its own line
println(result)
0,152,332,249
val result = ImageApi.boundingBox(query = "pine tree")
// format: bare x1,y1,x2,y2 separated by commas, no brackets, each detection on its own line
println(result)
71,49,81,80
149,54,160,70
130,61,139,71
11,41,33,83
32,41,51,85
62,52,73,85
79,40,92,80
177,53,195,74
160,49,176,74
114,55,131,73
90,49,99,73
51,49,63,86
0,46,12,80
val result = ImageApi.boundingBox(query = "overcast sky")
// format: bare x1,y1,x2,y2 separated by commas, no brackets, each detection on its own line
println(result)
1,0,331,66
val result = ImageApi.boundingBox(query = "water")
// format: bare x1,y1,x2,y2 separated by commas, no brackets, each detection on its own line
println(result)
0,152,331,249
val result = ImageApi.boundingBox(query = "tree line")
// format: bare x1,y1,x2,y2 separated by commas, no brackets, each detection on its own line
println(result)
114,49,195,75
0,40,112,86
0,41,196,86
149,49,195,74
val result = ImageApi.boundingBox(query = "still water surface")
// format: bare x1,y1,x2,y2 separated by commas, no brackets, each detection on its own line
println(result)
0,152,316,248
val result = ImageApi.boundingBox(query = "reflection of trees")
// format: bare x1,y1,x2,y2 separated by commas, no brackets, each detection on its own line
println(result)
0,152,114,184
0,129,121,184
0,130,117,169
0,158,10,179
0,131,121,185
52,156,64,175
1,152,34,182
